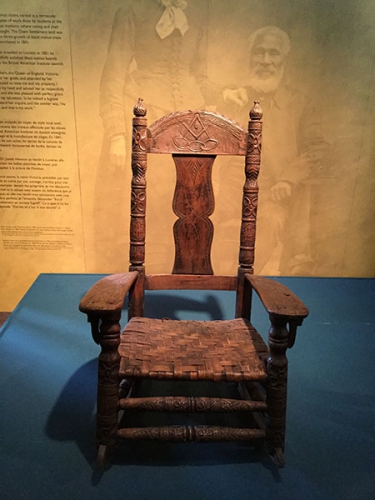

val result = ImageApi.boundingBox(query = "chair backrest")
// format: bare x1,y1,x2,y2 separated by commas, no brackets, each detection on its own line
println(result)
129,98,263,317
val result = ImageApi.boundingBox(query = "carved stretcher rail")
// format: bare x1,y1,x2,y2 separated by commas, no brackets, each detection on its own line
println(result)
117,426,266,442
118,396,267,412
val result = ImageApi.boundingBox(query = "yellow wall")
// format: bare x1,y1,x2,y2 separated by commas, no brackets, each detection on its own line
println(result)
1,0,374,310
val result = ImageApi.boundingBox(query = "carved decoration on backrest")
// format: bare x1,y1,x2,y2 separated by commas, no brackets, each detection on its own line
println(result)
129,100,261,274
173,112,218,152
145,108,248,275
149,110,247,155
172,155,215,275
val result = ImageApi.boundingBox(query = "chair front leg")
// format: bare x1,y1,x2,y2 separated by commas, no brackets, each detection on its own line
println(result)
90,311,122,466
266,314,289,467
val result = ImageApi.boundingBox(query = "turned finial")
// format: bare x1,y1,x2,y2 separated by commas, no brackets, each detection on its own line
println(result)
133,98,147,117
249,101,263,121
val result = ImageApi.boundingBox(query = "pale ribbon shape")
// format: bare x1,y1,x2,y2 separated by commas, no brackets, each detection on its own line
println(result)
156,6,189,39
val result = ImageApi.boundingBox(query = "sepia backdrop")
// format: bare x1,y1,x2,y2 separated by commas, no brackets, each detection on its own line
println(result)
1,0,374,311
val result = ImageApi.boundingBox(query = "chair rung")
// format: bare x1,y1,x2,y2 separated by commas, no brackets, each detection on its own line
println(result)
119,396,267,412
117,426,266,442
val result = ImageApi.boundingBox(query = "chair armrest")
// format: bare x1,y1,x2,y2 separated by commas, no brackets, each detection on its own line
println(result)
79,272,138,314
245,275,308,321
245,275,308,349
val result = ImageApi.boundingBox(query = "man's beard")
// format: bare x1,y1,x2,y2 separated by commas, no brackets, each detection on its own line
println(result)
248,67,284,95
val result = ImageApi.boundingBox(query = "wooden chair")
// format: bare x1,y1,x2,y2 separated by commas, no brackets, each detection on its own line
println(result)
79,99,308,467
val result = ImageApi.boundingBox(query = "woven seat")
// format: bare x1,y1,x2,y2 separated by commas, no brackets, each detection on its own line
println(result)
119,317,268,381
79,100,309,468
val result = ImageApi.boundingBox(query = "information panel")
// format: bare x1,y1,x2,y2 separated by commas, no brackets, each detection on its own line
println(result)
0,1,84,311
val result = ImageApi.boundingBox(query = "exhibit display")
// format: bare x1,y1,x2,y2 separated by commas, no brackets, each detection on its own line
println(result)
1,0,375,311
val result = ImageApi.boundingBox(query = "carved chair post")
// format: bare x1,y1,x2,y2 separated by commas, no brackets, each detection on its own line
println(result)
236,102,263,318
130,98,147,267
90,310,122,464
129,98,148,317
266,314,290,466
239,101,262,272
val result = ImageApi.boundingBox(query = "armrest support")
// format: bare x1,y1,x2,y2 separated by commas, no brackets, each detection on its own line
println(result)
79,272,138,345
245,275,308,348
79,272,138,314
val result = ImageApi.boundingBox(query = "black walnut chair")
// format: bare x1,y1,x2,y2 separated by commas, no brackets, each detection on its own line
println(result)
79,99,308,467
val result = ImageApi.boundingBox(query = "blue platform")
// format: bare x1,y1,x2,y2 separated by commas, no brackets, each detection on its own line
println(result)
0,274,374,500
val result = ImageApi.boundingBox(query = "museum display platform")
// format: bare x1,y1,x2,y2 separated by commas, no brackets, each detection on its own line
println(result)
1,274,374,500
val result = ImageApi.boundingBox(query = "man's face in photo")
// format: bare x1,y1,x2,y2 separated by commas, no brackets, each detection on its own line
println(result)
249,34,286,93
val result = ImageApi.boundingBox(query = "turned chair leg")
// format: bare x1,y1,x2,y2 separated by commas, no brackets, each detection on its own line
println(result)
95,311,122,466
266,315,289,468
